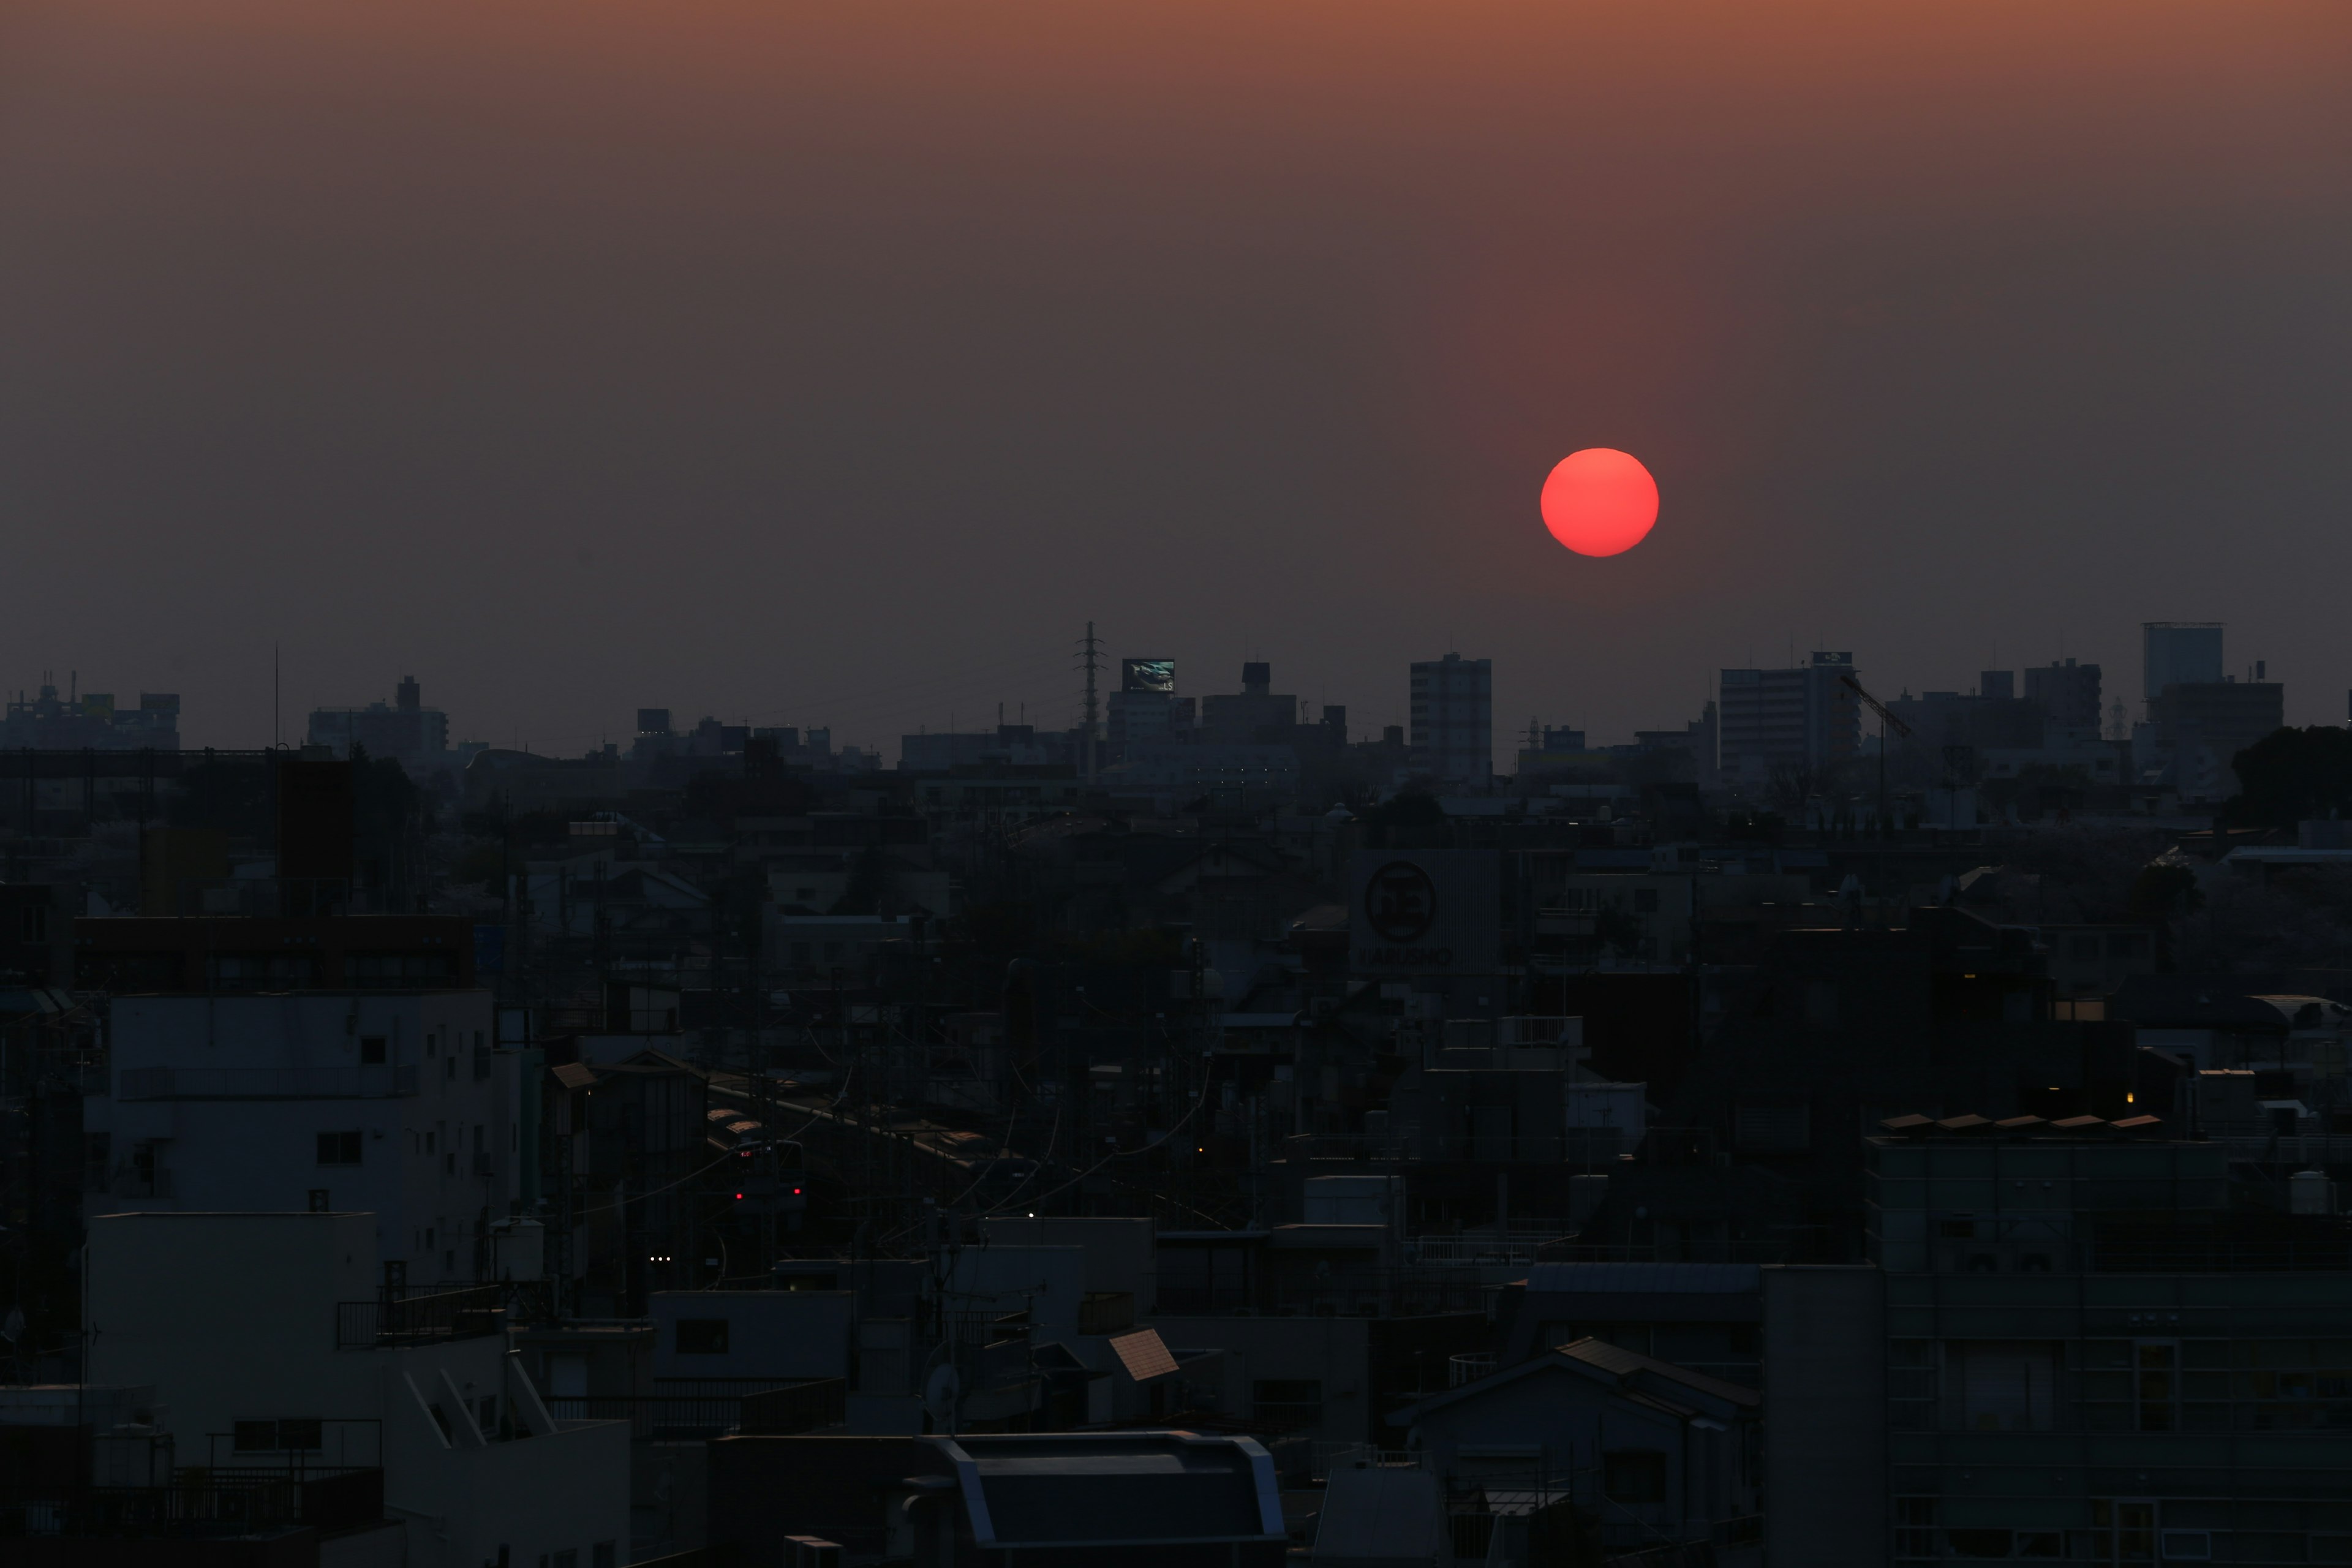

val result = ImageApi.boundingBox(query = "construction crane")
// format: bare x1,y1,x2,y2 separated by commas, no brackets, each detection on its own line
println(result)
1840,673,1912,834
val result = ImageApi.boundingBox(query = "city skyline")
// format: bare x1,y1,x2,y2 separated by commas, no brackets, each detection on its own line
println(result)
4,0,2346,754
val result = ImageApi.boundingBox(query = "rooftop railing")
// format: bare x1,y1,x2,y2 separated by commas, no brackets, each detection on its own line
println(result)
336,1283,522,1349
0,1466,382,1539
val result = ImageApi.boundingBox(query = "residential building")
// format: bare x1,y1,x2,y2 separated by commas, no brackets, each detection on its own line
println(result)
1871,1118,2352,1566
1410,652,1493,786
86,986,522,1288
85,1210,628,1568
1389,1338,1762,1565
2143,621,2225,709
2024,658,2103,733
1716,651,1861,783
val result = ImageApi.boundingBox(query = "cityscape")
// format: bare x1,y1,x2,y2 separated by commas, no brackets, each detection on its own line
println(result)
4,622,2350,1567
4,2,2350,1567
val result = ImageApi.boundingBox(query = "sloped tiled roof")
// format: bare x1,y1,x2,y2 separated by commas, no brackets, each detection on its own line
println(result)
1109,1327,1180,1383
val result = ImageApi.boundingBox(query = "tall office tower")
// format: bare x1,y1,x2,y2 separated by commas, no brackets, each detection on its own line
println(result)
1717,652,1862,782
1409,652,1493,786
2023,659,2104,733
2143,622,2223,709
1107,658,1181,762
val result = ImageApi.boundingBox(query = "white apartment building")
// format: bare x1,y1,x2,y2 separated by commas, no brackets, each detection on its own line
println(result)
88,1211,627,1568
89,991,528,1288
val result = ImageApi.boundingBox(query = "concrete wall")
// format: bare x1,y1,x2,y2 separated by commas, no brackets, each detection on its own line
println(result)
88,1210,380,1454
1151,1314,1371,1445
651,1290,854,1381
979,1216,1158,1314
1760,1264,1884,1568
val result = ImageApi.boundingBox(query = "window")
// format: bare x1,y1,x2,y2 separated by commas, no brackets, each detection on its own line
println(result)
1947,1342,2057,1431
360,1036,387,1065
1251,1379,1323,1431
1894,1496,1937,1559
478,1396,499,1436
447,1056,458,1080
553,1552,578,1568
2159,1534,2211,1561
594,1545,616,1568
445,1153,457,1177
676,1318,730,1355
1603,1449,1667,1504
2136,1341,2177,1431
2090,1500,2157,1564
316,1131,363,1166
1634,888,1660,913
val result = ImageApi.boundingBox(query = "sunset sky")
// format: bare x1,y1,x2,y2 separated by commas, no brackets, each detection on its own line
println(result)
3,1,2347,753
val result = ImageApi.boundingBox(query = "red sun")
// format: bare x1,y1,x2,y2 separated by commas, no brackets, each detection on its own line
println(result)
1540,448,1658,557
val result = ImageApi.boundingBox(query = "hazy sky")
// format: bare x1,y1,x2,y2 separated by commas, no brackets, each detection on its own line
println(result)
4,1,2348,755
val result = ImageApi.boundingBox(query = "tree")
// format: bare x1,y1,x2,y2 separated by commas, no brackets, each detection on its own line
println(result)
2226,725,2352,829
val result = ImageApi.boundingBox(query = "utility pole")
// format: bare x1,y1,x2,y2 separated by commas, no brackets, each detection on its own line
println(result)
1079,622,1102,785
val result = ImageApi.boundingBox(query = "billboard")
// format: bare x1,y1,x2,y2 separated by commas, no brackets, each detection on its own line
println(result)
1349,850,1501,974
1121,658,1176,695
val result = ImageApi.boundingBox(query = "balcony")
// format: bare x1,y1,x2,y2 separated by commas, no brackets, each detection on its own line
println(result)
336,1284,521,1349
0,1466,383,1537
118,1065,420,1101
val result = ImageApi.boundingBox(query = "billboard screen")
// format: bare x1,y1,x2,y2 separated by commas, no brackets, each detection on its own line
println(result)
1121,658,1175,695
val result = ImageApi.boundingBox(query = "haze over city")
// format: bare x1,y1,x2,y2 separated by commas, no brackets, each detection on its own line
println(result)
4,0,2348,752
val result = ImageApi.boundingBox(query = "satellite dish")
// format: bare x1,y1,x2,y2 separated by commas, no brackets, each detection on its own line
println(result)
923,1364,962,1427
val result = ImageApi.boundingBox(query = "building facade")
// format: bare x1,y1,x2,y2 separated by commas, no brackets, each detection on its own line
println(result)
1410,652,1493,786
2024,659,2105,734
2143,622,2225,708
308,675,451,774
1871,1125,2352,1566
1717,651,1863,784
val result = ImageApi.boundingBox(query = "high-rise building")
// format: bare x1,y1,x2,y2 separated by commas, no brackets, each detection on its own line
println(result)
1409,652,1493,785
1107,658,1182,762
1717,652,1861,782
2143,622,2223,707
1197,663,1298,747
2023,659,2103,733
